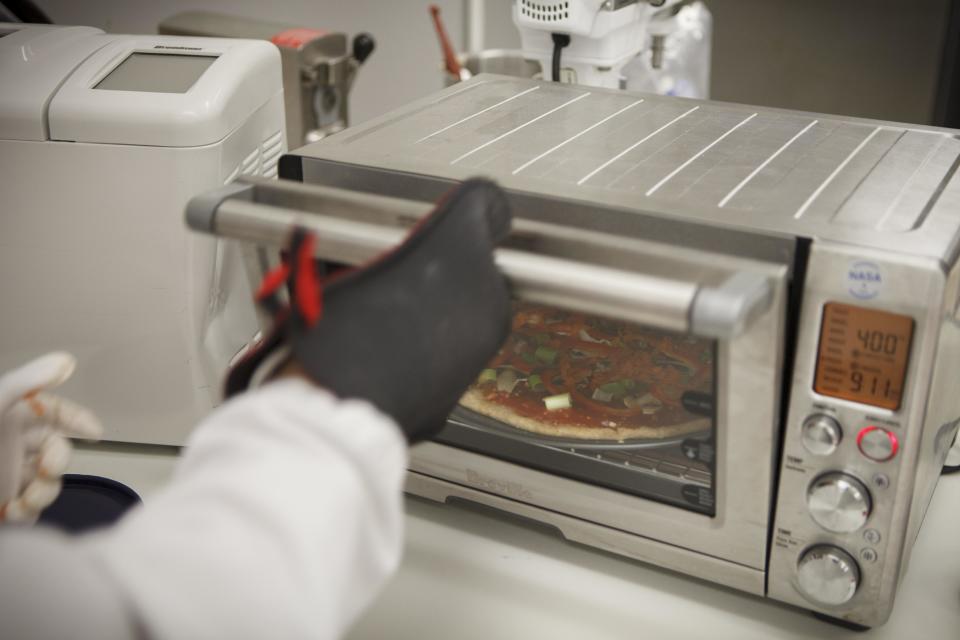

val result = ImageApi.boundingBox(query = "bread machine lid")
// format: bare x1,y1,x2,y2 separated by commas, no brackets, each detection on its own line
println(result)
0,23,106,141
47,35,282,147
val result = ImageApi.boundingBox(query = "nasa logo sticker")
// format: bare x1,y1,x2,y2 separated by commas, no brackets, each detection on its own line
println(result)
847,261,882,299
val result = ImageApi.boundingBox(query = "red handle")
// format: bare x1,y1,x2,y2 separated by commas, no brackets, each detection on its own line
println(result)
429,5,462,78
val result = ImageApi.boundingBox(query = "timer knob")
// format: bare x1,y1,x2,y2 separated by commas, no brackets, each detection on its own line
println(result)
801,414,842,455
797,545,860,606
807,472,872,533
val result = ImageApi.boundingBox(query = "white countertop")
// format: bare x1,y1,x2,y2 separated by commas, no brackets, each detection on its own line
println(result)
69,445,959,639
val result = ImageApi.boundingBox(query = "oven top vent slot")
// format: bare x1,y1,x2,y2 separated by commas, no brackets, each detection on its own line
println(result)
300,75,960,260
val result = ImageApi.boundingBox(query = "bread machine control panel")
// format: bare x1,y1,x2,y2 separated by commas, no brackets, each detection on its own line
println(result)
767,246,926,627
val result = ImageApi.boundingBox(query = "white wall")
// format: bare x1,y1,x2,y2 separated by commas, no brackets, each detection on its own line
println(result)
35,0,467,126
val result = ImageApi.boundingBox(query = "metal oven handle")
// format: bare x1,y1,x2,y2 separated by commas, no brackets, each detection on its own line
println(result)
186,180,772,339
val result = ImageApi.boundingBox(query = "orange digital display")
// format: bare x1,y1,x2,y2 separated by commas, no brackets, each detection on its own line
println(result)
813,303,914,410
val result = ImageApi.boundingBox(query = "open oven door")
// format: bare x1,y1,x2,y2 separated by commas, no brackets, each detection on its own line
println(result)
408,214,790,594
186,176,792,594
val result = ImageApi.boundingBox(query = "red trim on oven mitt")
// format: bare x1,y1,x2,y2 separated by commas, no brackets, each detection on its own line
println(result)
224,179,513,443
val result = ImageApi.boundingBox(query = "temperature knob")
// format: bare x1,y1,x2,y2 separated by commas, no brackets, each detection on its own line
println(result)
801,414,842,455
807,472,872,533
797,545,860,606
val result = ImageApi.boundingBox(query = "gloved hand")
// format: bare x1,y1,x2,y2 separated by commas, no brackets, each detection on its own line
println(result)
0,352,103,523
226,179,513,443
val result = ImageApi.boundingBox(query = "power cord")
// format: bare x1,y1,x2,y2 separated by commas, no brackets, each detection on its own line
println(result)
551,33,570,82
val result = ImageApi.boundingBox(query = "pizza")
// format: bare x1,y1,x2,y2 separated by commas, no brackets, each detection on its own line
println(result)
459,302,714,441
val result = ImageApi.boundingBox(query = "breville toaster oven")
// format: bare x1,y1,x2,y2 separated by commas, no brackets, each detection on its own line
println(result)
188,75,960,628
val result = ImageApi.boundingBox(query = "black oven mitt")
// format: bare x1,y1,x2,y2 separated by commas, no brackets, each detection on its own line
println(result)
225,179,513,443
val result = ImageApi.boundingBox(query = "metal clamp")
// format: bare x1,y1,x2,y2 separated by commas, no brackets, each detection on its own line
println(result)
186,178,772,339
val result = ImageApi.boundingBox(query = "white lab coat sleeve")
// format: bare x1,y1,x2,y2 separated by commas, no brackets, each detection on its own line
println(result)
0,378,409,640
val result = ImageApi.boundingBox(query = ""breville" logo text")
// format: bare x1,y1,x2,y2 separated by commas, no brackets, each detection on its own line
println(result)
465,469,533,500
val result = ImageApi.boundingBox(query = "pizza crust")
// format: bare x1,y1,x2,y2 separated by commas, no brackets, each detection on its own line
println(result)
459,388,709,442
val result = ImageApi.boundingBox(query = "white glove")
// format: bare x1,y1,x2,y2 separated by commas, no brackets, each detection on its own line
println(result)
0,352,103,523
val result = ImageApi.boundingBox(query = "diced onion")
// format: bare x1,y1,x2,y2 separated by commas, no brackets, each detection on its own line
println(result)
478,369,497,384
579,329,612,345
497,369,520,393
624,393,661,409
599,381,626,397
543,393,572,411
592,388,613,402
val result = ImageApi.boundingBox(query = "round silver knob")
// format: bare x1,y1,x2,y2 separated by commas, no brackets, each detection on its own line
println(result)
801,414,842,456
797,545,860,606
857,425,899,462
807,472,872,533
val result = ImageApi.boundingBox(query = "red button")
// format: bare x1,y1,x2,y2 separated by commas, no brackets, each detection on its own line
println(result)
857,426,899,462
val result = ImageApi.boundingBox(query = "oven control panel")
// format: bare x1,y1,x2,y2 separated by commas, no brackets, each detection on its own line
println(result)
766,245,931,628
771,381,908,623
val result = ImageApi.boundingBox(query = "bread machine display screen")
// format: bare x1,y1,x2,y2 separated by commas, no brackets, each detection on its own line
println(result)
814,302,914,410
95,53,216,93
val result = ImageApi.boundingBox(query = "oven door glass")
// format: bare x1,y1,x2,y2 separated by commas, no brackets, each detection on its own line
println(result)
438,300,717,516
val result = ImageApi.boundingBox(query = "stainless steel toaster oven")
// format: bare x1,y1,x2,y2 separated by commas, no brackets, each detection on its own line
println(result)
188,75,960,628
